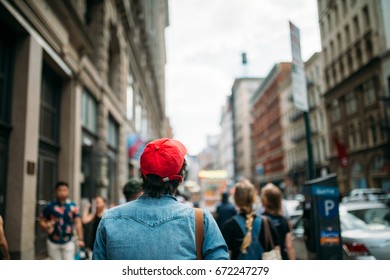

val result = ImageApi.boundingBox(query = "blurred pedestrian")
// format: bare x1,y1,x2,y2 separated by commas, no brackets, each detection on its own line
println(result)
215,192,237,229
122,178,143,202
221,180,280,260
261,183,296,260
82,196,107,252
0,214,10,260
39,181,84,260
93,138,229,260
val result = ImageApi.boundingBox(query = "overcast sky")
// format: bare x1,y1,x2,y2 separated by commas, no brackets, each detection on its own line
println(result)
165,0,321,155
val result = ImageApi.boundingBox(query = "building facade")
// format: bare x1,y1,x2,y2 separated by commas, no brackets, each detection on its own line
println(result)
231,78,263,181
218,95,235,187
318,0,390,193
251,63,290,187
285,53,330,193
0,0,169,259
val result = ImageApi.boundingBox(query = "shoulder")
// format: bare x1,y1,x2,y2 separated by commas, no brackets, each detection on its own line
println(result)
102,202,135,219
66,199,77,206
44,201,55,210
221,215,239,231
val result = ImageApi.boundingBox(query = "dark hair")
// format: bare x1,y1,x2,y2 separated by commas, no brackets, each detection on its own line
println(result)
55,181,69,190
123,179,143,201
142,160,187,198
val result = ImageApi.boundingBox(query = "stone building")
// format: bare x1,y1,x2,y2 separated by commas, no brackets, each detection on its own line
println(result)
0,0,169,259
318,0,390,193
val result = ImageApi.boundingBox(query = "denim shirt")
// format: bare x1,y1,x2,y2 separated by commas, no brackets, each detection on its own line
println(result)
92,194,229,260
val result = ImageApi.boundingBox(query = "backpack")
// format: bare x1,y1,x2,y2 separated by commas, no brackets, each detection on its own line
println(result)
233,215,265,260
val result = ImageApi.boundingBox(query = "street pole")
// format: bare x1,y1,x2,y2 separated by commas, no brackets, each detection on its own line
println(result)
304,111,315,180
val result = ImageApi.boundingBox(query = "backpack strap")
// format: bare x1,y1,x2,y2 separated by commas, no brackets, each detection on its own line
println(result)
194,208,204,260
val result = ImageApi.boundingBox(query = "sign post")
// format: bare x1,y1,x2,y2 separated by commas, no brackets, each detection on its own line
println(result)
289,21,315,180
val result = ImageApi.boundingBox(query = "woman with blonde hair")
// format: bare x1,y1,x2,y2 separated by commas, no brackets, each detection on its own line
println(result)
221,179,279,259
261,183,296,260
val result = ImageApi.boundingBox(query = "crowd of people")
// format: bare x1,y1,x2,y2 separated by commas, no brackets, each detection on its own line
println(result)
1,138,296,260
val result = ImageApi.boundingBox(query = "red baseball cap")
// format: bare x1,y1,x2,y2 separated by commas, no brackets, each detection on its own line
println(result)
140,138,187,182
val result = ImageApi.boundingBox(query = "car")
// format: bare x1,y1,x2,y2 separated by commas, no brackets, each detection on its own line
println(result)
293,201,390,260
340,201,390,226
342,188,389,203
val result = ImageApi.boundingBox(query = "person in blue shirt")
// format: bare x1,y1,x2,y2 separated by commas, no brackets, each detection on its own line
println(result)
93,138,229,260
40,181,84,260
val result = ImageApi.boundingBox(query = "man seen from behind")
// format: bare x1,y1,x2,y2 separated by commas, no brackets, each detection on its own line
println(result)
93,138,229,260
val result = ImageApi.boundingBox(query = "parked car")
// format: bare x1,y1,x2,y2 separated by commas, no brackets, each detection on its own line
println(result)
293,201,390,260
342,188,389,203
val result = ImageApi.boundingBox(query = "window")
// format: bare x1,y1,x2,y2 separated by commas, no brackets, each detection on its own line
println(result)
40,65,61,143
135,94,142,133
364,79,377,106
107,116,118,149
108,25,120,96
342,0,347,15
347,53,353,72
363,6,370,27
349,124,357,149
366,38,373,59
126,73,134,120
353,16,360,38
324,48,328,64
331,99,340,122
82,89,98,134
141,109,149,140
356,47,362,66
337,33,342,54
346,92,357,115
339,60,344,78
369,117,378,144
345,25,351,45
0,28,13,125
371,156,384,171
330,41,334,60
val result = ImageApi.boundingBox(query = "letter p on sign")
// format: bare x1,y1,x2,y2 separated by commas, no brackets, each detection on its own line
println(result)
324,200,335,216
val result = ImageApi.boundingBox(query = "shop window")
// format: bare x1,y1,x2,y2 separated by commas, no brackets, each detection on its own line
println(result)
40,65,61,143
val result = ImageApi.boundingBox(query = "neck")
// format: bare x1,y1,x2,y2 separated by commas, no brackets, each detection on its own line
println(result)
57,198,66,204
